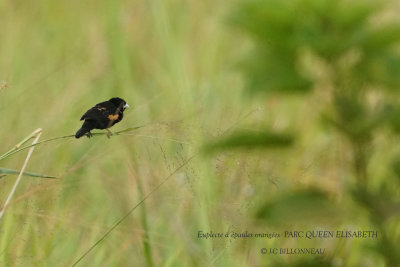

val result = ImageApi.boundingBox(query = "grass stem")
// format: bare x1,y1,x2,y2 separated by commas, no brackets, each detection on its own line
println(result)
0,128,42,223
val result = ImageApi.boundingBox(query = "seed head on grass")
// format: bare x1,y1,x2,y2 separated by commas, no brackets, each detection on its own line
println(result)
0,81,7,91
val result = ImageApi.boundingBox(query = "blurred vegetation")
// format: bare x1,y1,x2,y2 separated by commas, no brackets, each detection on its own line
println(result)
220,0,400,266
0,0,400,266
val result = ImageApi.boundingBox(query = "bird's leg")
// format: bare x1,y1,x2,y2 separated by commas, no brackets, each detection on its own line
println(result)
106,129,113,138
86,131,92,138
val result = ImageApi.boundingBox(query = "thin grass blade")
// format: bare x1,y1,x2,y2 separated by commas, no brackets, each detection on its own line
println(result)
0,167,57,179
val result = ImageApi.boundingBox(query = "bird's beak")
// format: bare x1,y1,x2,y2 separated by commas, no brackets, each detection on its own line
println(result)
124,103,130,109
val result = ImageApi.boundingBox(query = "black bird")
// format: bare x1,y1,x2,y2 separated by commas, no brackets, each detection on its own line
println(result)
75,97,130,139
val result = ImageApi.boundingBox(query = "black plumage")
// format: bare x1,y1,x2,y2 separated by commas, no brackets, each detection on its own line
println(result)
75,97,129,139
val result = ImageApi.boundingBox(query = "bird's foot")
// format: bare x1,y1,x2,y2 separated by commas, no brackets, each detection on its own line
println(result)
86,132,92,138
106,129,113,139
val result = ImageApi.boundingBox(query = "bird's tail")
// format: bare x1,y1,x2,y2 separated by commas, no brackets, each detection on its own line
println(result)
75,121,94,138
75,127,88,138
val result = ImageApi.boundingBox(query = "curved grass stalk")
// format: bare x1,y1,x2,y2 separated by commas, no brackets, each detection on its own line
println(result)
0,126,145,161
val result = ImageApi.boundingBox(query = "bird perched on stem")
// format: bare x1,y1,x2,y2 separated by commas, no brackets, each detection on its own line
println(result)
75,97,130,139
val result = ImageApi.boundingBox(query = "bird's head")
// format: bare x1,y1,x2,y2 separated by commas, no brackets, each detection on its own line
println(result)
109,97,130,111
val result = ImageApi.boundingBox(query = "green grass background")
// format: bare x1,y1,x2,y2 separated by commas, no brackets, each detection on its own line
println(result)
1,0,399,266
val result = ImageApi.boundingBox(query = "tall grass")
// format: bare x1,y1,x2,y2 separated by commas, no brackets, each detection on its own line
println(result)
1,0,398,266
0,1,243,266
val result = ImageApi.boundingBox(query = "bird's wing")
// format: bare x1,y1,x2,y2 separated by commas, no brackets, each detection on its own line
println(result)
80,101,116,121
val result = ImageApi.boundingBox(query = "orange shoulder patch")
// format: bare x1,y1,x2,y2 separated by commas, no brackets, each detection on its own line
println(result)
107,114,119,121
